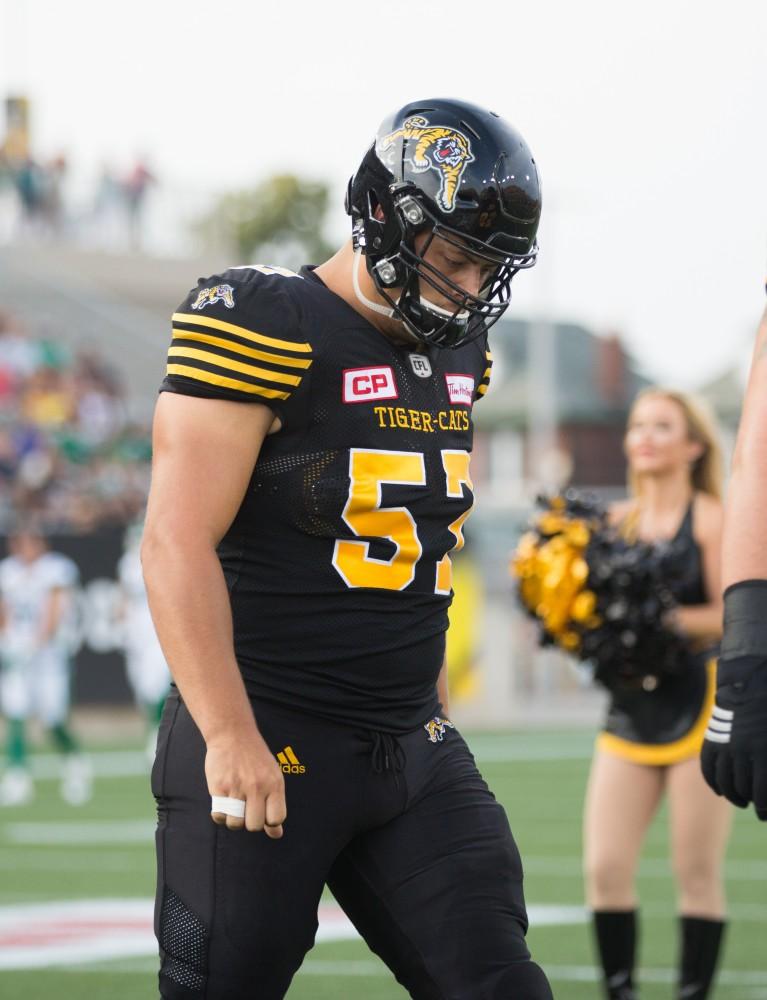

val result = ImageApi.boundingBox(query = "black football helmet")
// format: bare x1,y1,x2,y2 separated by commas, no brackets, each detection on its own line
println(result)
346,97,541,348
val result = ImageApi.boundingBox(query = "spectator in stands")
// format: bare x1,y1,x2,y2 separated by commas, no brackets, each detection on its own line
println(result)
123,158,156,252
0,311,39,388
21,366,76,429
0,309,152,534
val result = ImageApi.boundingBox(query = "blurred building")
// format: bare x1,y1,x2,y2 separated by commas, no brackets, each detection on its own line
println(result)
474,318,650,501
697,361,748,437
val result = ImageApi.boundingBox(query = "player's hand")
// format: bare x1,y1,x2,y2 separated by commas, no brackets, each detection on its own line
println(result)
205,730,286,838
701,659,767,821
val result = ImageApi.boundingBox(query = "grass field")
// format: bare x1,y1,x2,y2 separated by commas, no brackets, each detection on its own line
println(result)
1,727,765,999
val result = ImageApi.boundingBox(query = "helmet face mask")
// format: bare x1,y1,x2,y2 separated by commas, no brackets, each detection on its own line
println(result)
347,99,542,349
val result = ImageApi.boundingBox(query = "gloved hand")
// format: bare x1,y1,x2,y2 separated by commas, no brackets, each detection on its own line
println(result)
701,581,767,820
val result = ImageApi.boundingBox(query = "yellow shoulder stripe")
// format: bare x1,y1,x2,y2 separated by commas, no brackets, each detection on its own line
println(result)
482,367,492,381
476,384,488,397
166,364,290,400
167,346,302,387
172,328,312,370
173,312,312,354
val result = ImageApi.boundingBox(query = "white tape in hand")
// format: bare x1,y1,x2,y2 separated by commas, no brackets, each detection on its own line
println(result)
210,795,246,818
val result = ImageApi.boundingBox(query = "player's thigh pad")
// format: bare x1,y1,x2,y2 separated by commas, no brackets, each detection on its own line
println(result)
328,727,539,999
152,692,357,1000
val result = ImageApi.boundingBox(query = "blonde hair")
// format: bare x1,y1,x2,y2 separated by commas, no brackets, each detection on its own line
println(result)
626,387,724,501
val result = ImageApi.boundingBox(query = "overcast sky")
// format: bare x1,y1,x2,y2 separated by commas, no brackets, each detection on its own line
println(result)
2,0,765,387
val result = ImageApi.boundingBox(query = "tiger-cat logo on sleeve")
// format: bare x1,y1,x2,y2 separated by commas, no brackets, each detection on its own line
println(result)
191,283,236,311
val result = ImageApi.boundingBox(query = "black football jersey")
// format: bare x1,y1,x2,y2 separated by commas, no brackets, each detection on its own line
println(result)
160,264,493,731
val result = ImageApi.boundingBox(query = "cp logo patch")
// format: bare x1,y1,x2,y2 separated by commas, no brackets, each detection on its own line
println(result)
342,366,398,403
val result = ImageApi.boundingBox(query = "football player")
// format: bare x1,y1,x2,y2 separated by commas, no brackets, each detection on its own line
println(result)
701,294,767,820
116,520,170,759
0,525,91,806
142,98,552,999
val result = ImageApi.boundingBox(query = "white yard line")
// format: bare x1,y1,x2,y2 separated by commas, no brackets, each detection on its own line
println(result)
2,900,763,985
542,965,767,988
0,852,146,871
4,820,155,845
22,738,595,782
522,855,767,882
5,823,767,887
0,899,588,969
38,958,767,989
27,752,149,780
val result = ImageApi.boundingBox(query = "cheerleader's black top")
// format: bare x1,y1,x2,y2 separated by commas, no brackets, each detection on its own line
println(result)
598,500,717,764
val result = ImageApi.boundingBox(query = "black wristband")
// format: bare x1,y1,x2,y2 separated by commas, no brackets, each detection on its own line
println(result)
720,579,767,660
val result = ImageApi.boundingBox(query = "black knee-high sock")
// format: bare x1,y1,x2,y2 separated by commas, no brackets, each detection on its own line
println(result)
678,916,726,999
592,910,638,1000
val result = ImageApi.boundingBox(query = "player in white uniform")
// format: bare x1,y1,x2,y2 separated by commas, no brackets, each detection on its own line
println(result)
117,523,170,756
0,528,91,806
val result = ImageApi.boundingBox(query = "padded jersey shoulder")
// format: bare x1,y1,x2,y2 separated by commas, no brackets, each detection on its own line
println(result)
160,265,315,413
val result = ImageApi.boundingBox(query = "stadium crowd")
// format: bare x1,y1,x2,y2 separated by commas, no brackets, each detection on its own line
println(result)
0,308,152,532
0,151,156,250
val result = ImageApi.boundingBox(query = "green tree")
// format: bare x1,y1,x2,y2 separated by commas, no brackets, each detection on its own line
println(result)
197,173,335,268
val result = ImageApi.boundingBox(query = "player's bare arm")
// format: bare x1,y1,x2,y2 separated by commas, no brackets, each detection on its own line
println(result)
702,303,767,819
722,303,767,589
142,392,287,837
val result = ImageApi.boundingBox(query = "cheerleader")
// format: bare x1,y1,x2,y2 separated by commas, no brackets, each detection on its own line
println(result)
584,388,731,1000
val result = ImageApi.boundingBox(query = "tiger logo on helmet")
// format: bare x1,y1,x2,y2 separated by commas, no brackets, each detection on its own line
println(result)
376,115,475,214
191,283,236,311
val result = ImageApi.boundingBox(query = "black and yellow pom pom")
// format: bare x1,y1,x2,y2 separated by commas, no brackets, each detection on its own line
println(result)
511,494,602,654
511,490,689,691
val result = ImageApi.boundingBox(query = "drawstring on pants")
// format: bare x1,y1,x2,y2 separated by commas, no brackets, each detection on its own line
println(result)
370,731,406,786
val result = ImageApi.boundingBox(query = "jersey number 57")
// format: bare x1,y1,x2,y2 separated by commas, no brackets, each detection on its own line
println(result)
332,448,472,595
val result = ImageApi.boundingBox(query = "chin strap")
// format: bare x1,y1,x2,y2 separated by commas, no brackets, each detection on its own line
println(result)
352,248,396,318
352,248,470,346
417,297,470,322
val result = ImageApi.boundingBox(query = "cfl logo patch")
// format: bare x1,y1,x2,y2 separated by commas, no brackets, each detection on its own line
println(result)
276,746,306,774
343,366,398,403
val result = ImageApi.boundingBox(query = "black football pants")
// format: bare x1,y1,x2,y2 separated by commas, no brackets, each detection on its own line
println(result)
152,691,552,999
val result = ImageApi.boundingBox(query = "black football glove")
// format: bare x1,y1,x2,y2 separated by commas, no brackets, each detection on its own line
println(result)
701,581,767,820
